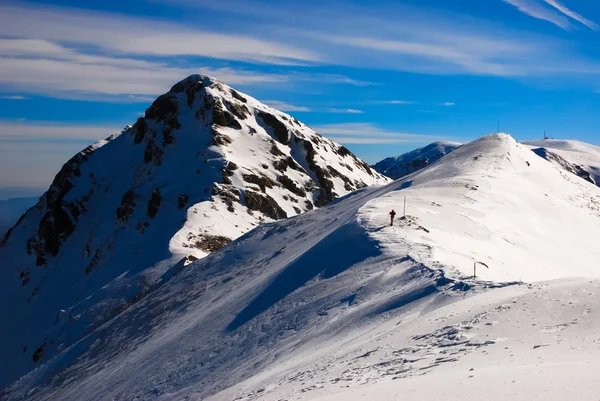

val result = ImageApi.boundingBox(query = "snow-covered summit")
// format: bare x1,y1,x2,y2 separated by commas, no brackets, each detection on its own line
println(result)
522,138,600,187
4,133,600,401
0,74,388,387
372,140,462,179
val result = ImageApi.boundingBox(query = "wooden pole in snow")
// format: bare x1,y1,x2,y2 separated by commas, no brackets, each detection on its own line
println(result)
403,196,406,218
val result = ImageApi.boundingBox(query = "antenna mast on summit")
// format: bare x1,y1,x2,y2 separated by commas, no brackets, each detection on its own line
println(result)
497,121,500,133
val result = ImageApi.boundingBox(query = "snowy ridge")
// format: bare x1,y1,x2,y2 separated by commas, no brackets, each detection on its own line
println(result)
4,133,600,400
372,141,462,179
0,74,388,388
523,139,600,188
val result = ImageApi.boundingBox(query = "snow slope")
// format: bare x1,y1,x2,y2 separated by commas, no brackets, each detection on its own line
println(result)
372,141,462,179
523,139,600,188
4,133,600,400
0,75,388,388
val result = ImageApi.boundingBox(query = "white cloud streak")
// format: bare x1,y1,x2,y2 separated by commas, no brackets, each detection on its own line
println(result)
379,100,418,105
503,0,571,29
313,123,442,144
0,121,120,187
503,0,597,30
0,4,319,65
326,108,365,114
263,100,311,112
542,0,598,30
0,95,28,100
0,121,119,142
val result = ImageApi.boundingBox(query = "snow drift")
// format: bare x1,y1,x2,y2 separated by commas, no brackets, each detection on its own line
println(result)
4,133,600,400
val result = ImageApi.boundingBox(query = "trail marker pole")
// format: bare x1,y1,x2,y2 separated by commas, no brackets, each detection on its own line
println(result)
473,261,490,279
403,196,406,218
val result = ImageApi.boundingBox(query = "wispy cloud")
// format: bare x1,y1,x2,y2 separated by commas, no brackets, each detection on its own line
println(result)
0,37,290,99
542,0,598,30
0,121,120,187
503,0,572,29
313,122,442,144
0,95,28,100
503,0,597,30
0,120,118,142
381,100,418,105
263,100,311,112
417,109,461,115
442,102,455,106
0,4,319,65
1,0,600,104
326,108,365,114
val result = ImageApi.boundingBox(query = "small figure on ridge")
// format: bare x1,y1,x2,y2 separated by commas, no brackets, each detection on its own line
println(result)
389,209,397,226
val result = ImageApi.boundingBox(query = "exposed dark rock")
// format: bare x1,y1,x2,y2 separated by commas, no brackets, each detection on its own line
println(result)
273,158,287,173
116,190,139,224
85,249,101,274
145,94,179,122
278,175,306,197
213,101,242,129
301,141,337,207
32,340,48,363
269,139,285,157
293,206,301,214
305,200,314,210
212,184,240,204
23,145,98,263
224,99,250,120
230,89,247,103
257,110,290,145
147,188,163,219
336,145,352,158
20,270,30,287
134,117,147,145
192,234,232,253
244,190,287,220
212,127,233,146
170,77,204,107
221,161,238,184
286,156,306,173
532,147,595,185
162,126,175,147
144,140,164,165
178,193,190,209
242,173,278,193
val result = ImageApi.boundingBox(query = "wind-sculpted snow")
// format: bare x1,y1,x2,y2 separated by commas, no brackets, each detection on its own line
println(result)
0,74,388,388
4,133,600,400
523,139,600,188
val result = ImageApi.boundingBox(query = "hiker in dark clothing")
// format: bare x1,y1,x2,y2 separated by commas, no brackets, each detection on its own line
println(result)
389,209,397,226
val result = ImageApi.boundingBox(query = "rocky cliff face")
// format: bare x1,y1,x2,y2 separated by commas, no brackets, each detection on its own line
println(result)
0,74,389,386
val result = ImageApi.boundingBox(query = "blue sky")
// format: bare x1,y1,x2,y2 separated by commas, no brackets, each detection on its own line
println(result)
1,0,600,192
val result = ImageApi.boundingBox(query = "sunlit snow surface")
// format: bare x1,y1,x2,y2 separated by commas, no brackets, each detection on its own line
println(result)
4,134,600,401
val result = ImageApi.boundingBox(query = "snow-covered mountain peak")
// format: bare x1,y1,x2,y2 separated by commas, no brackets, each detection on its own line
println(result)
0,75,388,388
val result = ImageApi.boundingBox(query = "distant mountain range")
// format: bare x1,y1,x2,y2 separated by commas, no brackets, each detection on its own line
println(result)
0,196,39,239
